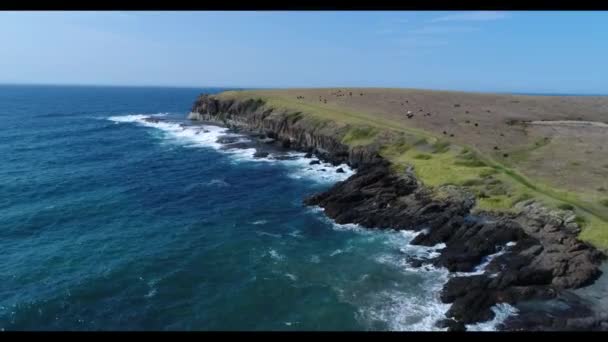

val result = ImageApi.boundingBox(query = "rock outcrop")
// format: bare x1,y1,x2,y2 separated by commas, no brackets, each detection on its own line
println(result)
189,93,605,330
189,95,383,168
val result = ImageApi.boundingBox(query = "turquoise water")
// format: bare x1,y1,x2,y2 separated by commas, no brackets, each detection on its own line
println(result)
0,85,506,331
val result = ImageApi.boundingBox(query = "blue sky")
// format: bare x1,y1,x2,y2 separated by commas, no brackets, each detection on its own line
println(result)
1,11,607,93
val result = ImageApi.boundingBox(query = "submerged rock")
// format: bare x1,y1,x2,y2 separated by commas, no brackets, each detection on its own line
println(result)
253,151,269,158
437,318,466,331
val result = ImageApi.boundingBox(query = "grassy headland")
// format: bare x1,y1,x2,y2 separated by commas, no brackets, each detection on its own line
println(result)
215,88,608,250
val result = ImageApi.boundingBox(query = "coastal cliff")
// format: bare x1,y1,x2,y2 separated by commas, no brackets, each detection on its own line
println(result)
189,93,606,331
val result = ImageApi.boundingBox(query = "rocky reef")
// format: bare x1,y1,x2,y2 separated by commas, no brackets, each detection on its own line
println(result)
189,93,606,331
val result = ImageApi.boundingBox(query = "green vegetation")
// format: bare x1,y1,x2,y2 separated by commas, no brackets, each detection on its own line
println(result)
217,90,608,250
432,140,451,154
558,203,575,211
414,153,432,160
342,125,378,146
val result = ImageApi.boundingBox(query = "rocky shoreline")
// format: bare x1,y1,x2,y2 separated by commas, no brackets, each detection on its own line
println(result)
189,94,606,331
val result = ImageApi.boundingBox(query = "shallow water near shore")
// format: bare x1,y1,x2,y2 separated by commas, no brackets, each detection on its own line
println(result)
0,85,514,330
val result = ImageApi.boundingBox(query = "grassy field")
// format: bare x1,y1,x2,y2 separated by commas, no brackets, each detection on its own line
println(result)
216,88,608,250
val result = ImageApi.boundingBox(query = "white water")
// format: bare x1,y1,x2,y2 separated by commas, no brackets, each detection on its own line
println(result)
109,113,517,331
108,114,354,184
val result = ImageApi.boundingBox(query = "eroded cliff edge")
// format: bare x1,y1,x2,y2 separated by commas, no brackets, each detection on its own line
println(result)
189,94,606,330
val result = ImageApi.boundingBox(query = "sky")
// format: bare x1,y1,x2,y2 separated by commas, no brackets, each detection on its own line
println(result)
1,11,607,94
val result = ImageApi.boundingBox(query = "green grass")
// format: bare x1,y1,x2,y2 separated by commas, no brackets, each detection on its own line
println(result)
600,199,608,207
432,140,451,154
216,90,608,251
342,125,379,146
414,153,432,160
558,203,575,211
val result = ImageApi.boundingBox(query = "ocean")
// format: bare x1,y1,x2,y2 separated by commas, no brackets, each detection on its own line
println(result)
0,85,514,331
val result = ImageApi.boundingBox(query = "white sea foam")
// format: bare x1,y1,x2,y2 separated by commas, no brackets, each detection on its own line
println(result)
255,231,281,238
285,273,298,281
144,288,157,298
466,303,519,331
452,241,517,277
329,249,344,257
312,206,517,331
252,220,268,225
268,249,284,261
108,114,355,184
288,230,302,238
353,264,452,331
206,179,230,187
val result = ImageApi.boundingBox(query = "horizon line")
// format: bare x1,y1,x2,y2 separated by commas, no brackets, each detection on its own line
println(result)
1,82,606,97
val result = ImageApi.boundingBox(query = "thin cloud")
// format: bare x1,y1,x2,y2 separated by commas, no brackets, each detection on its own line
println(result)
408,26,479,35
430,11,509,23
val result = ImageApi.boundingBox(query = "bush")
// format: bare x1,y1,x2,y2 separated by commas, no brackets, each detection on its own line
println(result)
460,178,485,186
432,140,451,154
557,203,575,211
414,153,432,160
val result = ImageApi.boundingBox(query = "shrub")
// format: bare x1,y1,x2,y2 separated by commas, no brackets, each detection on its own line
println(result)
414,153,432,160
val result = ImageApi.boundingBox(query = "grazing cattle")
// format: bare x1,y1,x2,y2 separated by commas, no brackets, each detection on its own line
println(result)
503,153,509,157
443,131,447,135
474,123,479,127
454,104,461,107
494,146,499,150
450,134,455,137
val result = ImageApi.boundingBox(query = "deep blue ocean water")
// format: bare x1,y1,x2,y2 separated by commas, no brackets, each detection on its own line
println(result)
0,85,513,331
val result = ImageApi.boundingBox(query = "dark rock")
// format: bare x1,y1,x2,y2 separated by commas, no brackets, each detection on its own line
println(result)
437,318,467,331
189,93,606,329
336,168,345,173
216,136,241,144
310,160,321,165
143,117,164,123
253,151,269,158
304,152,313,158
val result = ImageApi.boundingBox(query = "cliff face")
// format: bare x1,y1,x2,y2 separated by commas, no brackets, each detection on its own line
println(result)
189,93,606,331
189,94,382,168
